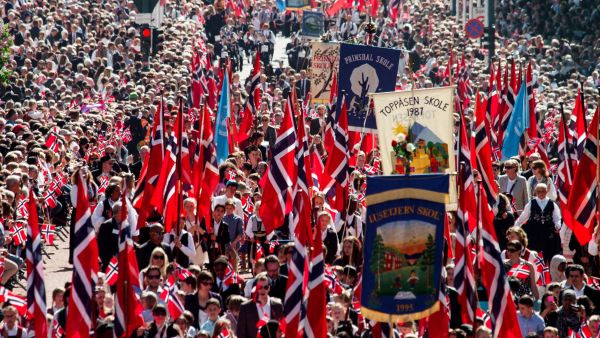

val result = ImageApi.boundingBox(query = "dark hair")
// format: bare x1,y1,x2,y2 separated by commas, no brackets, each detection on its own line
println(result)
566,264,584,277
506,239,523,252
518,295,534,308
206,298,221,308
196,271,214,287
264,255,280,266
152,304,167,316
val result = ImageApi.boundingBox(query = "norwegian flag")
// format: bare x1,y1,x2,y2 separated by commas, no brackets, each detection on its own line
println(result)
121,127,133,144
97,175,110,195
164,275,185,319
17,195,29,219
11,222,26,246
570,88,588,159
0,286,27,316
478,187,522,338
507,263,529,280
474,92,499,207
457,54,473,110
151,101,184,232
534,253,551,287
454,112,477,326
268,240,279,254
259,96,298,233
223,261,239,287
45,127,62,153
249,49,261,109
324,265,343,295
256,304,270,330
476,308,493,330
241,195,254,223
41,223,55,245
176,264,193,281
195,105,219,229
135,99,165,227
52,317,65,338
499,63,516,146
523,63,550,167
284,109,313,338
305,225,327,338
310,151,324,189
566,108,600,245
26,189,48,338
557,107,577,217
43,191,58,209
569,321,593,338
66,170,100,338
114,189,144,338
256,245,264,260
218,328,231,338
320,94,349,213
587,276,600,290
105,256,118,286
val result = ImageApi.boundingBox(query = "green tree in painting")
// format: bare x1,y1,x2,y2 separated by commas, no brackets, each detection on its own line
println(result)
371,233,386,292
419,234,436,288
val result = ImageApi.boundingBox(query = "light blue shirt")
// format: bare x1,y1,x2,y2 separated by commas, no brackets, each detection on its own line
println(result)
200,319,217,336
517,311,545,337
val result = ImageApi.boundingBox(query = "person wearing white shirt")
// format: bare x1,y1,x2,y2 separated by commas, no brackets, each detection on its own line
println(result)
515,183,562,261
212,180,244,220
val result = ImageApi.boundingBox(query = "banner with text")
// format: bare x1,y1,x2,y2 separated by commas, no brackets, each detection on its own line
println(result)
371,87,455,176
338,43,400,131
309,42,339,104
362,175,448,322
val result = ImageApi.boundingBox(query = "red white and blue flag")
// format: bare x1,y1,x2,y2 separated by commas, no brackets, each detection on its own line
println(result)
26,189,48,338
66,171,100,338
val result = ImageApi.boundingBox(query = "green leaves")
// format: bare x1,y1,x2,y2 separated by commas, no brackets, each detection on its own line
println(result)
0,25,13,84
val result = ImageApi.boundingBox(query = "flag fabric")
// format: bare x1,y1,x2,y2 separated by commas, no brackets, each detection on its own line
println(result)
284,106,313,338
523,63,550,167
136,100,165,228
105,256,118,286
305,225,327,338
151,102,183,232
565,108,599,245
259,97,298,233
53,317,65,338
195,106,219,226
66,171,100,338
223,261,239,287
475,91,499,207
570,89,588,158
502,74,528,160
320,95,349,213
164,275,185,319
478,187,522,338
0,286,27,316
507,263,530,280
556,107,577,214
454,113,477,326
310,151,324,189
498,66,513,147
114,190,144,337
11,222,26,246
26,189,48,338
215,73,230,164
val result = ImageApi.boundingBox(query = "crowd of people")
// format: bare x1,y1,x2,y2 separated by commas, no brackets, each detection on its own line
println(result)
1,0,600,337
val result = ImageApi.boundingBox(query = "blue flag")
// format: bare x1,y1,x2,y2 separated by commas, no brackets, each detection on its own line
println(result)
215,74,230,164
501,79,529,160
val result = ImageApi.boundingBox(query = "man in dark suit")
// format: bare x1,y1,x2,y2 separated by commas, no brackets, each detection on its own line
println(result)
236,273,284,338
135,223,173,270
294,70,311,100
97,202,123,270
212,256,242,304
264,255,287,301
563,264,600,314
207,204,230,266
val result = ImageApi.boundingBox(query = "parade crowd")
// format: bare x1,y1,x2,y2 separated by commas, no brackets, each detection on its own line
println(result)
2,0,600,337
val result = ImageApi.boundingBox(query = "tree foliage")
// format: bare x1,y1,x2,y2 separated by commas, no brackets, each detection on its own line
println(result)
0,25,13,84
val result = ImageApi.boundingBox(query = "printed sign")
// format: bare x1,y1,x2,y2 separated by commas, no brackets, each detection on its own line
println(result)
309,42,340,104
337,43,400,131
302,11,324,38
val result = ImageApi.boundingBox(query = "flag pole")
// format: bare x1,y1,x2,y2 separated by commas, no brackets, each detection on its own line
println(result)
176,99,184,239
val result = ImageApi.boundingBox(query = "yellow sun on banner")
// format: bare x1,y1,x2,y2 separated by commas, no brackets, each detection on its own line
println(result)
393,122,409,137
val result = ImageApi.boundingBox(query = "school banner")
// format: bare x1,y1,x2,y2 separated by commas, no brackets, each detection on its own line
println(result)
302,11,324,38
370,87,455,176
337,43,400,131
286,0,310,11
362,175,448,322
309,42,339,104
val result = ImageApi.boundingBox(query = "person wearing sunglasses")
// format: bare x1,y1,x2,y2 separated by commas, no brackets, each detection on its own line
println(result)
236,272,283,338
503,240,539,300
184,271,223,329
498,159,529,214
143,265,165,305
